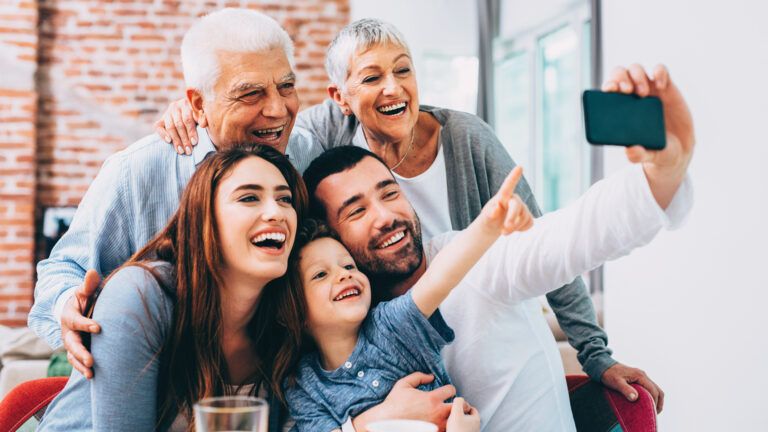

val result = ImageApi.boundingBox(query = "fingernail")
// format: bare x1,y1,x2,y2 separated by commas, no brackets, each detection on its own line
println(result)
176,146,183,154
164,135,171,143
185,146,192,154
630,393,637,401
191,137,198,145
89,325,99,332
620,81,632,92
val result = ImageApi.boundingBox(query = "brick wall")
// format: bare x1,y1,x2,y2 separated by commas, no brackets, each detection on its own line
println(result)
0,0,38,327
0,0,350,327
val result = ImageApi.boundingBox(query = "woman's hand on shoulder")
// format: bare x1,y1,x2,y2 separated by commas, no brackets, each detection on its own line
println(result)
154,98,199,155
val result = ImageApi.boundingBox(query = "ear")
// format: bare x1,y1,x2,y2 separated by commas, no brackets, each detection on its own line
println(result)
187,88,208,128
327,84,352,116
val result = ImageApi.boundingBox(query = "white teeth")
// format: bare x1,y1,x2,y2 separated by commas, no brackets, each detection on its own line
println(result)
255,125,285,134
251,232,286,244
334,288,361,301
377,102,406,113
378,231,405,248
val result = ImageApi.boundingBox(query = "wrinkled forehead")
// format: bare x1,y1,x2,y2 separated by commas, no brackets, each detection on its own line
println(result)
214,48,295,89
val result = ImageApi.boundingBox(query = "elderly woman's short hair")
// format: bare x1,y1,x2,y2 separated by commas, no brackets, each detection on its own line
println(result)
325,18,411,89
181,8,294,98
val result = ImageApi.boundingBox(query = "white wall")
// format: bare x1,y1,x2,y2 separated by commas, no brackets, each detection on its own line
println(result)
601,1,768,429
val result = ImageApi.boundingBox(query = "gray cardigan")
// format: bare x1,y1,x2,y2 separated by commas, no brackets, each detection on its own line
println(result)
297,99,617,380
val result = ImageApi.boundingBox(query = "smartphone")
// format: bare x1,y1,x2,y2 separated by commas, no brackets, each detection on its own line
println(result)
582,90,666,150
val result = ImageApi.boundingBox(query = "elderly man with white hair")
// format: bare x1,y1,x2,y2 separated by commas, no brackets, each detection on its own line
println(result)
29,10,322,430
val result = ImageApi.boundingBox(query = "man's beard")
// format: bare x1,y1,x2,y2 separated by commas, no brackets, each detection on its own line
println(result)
346,215,424,285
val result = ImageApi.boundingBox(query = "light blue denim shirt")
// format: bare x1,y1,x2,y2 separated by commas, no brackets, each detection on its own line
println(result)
285,292,455,432
29,127,323,349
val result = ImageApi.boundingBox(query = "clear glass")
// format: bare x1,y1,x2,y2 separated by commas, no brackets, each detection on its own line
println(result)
194,396,268,432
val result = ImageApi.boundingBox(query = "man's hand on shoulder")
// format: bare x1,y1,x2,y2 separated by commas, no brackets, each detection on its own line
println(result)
601,362,665,413
62,269,101,379
352,372,454,432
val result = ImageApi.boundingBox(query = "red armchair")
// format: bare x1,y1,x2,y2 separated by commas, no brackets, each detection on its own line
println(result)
0,375,657,432
567,374,657,431
0,377,67,432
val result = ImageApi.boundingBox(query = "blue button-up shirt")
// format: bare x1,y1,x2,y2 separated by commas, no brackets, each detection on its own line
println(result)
29,126,323,349
285,292,455,432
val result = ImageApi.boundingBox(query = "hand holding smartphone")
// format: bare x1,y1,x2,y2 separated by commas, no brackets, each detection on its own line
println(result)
582,90,666,150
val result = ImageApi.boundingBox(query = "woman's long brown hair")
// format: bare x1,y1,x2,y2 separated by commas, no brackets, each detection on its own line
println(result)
104,144,307,429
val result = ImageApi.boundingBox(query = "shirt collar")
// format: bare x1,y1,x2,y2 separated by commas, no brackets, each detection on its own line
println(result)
192,127,217,166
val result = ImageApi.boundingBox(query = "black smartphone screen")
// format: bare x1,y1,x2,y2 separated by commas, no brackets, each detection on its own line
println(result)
582,90,666,150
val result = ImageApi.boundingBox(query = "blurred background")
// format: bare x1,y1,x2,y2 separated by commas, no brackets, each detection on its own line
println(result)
1,0,766,429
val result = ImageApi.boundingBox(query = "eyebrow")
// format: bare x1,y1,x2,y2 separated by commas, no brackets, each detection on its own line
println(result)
230,72,296,95
356,53,411,74
232,184,291,194
335,179,397,220
231,82,265,95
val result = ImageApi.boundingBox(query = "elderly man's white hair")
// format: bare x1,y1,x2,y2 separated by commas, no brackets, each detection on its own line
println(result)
325,18,411,89
181,8,294,97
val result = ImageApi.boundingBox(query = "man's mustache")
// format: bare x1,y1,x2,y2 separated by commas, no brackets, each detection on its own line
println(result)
368,219,413,249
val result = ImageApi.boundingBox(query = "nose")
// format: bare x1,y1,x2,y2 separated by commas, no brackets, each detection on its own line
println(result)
382,73,401,97
260,198,286,222
336,266,353,283
370,199,397,231
263,91,288,119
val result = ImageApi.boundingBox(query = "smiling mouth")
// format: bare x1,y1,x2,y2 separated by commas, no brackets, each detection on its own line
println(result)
377,230,406,249
377,102,407,116
251,232,287,251
252,125,285,141
333,287,361,301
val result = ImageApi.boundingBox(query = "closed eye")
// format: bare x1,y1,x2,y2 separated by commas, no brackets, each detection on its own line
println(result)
362,75,379,84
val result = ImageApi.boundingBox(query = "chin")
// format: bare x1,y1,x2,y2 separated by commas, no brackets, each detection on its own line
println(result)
251,264,288,282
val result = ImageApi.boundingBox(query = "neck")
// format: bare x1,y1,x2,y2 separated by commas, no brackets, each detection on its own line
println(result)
313,325,361,371
370,256,428,301
363,128,415,167
219,274,268,337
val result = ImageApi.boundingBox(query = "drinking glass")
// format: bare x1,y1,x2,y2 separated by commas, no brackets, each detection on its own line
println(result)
193,396,268,432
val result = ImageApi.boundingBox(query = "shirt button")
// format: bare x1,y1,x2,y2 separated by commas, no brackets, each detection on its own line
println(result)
372,380,380,387
344,362,352,369
357,371,365,378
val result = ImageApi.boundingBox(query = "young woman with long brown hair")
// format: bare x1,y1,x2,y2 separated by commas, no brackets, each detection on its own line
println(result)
38,144,307,432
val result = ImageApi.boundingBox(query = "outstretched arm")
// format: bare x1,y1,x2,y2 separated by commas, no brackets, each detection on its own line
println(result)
410,167,533,317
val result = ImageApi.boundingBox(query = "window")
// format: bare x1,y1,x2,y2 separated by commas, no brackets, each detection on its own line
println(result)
493,2,593,212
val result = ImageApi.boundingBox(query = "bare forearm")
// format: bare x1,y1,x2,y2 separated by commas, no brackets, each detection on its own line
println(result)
411,222,499,316
643,160,688,209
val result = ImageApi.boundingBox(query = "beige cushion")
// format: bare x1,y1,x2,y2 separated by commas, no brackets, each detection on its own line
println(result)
0,326,53,364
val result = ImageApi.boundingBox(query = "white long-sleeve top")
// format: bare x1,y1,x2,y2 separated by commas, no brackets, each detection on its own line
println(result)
428,163,692,431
